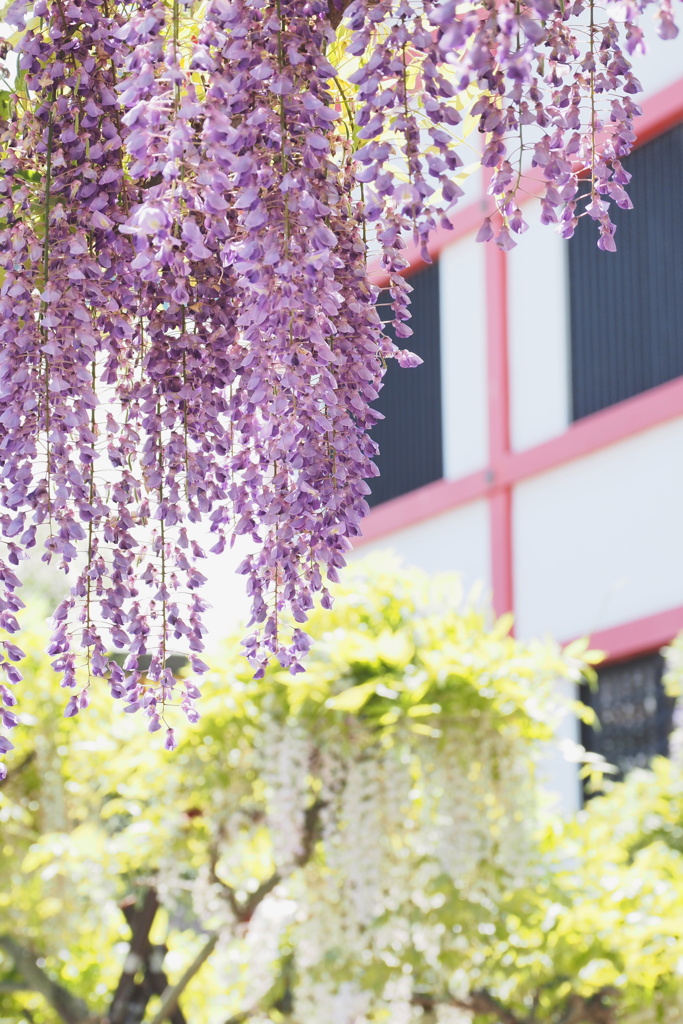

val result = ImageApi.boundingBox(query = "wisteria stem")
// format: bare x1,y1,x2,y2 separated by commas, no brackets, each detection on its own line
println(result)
41,84,57,527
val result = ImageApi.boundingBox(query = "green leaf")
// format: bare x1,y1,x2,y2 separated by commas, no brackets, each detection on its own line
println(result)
406,703,440,718
325,679,378,712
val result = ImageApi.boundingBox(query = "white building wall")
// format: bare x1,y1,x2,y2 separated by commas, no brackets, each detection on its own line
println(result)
507,220,571,451
514,417,683,641
439,235,489,478
355,499,492,607
537,677,583,815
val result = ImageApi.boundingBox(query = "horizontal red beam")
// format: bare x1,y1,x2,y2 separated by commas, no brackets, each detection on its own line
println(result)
498,373,683,488
636,76,683,146
367,198,491,288
577,605,683,664
358,374,683,544
355,470,489,545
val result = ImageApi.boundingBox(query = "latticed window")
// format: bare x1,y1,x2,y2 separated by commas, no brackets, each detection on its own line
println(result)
581,653,676,779
569,121,683,421
369,262,443,507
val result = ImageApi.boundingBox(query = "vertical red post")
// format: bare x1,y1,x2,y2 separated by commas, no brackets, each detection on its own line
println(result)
489,488,513,620
485,242,514,622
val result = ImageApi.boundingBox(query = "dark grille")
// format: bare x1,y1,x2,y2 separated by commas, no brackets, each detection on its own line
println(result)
581,653,676,780
368,262,443,507
569,121,683,421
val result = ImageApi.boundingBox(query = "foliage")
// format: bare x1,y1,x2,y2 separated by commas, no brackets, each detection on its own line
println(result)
544,757,683,1024
0,0,680,763
3,564,682,1024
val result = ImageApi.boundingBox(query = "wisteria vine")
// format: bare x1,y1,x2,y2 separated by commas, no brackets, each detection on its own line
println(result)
0,0,678,768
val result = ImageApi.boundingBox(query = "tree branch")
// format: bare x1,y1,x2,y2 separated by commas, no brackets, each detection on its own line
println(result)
297,799,324,867
414,991,527,1024
241,872,282,921
148,933,219,1024
553,989,619,1024
152,800,324,1024
327,0,354,28
118,902,187,1024
210,800,324,924
0,750,36,787
208,853,242,921
412,987,620,1024
141,944,187,1024
0,935,90,1024
0,981,35,993
108,888,160,1024
468,989,525,1024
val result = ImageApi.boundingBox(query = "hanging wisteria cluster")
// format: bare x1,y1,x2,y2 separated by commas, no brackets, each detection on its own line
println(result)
0,0,678,766
182,704,540,1023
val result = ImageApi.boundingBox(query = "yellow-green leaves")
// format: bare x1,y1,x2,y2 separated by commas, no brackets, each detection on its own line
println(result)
0,563,609,1024
325,679,378,712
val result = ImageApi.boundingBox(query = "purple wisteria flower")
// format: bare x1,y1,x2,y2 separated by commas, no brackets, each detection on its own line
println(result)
0,0,678,770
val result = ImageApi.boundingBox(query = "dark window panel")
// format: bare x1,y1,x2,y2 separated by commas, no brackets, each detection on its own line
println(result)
368,262,443,507
581,652,676,781
569,121,683,421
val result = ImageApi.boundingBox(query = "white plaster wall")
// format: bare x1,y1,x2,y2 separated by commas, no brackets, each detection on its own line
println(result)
439,235,489,479
536,678,583,816
355,500,491,606
508,220,571,452
514,418,683,641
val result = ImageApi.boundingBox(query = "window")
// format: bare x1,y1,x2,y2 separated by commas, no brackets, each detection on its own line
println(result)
581,652,676,779
569,121,683,421
368,261,443,507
